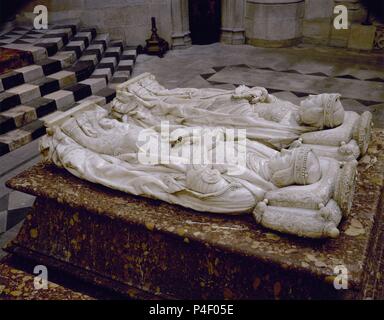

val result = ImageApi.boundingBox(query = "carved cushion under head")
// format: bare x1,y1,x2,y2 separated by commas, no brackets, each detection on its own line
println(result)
265,158,338,210
253,159,358,239
265,158,357,217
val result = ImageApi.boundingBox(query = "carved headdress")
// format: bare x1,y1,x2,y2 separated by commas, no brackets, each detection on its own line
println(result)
293,147,316,185
300,93,345,129
322,93,344,128
269,147,321,187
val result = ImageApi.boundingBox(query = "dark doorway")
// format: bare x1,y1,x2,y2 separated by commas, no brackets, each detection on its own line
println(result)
0,0,29,23
189,0,221,45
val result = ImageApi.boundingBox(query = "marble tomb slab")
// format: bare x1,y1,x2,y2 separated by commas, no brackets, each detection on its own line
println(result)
4,129,384,299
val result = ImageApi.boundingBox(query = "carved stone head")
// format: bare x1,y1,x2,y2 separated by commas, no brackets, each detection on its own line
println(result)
268,147,322,187
299,93,345,129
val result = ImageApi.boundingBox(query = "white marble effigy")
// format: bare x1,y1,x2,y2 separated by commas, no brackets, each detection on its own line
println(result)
40,73,373,239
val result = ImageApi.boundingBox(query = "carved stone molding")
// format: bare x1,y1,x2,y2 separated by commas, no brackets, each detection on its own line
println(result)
374,24,384,50
171,0,192,49
220,0,246,45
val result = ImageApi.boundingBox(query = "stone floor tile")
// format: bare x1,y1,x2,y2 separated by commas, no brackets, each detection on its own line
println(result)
208,67,384,103
7,191,35,211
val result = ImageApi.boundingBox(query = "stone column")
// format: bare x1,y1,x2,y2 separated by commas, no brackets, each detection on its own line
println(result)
302,0,333,45
220,0,246,44
245,0,305,47
171,0,191,49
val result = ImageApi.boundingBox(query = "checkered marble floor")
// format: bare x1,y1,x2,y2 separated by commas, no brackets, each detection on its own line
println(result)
1,42,383,258
0,22,140,245
0,191,34,236
198,64,384,127
1,23,138,157
132,43,383,128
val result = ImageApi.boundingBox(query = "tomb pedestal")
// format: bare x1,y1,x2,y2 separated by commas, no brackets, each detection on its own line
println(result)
4,130,384,299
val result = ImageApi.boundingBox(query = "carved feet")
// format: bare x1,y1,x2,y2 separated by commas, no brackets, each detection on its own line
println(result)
296,111,373,162
252,159,358,239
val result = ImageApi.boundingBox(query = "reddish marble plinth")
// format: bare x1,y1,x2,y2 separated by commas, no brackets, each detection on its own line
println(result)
4,130,384,299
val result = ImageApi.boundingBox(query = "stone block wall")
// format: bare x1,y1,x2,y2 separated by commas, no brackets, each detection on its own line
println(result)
16,0,173,46
302,0,381,50
302,0,334,45
12,0,383,50
245,0,305,47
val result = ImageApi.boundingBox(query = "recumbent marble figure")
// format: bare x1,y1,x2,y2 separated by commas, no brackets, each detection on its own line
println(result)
40,73,373,239
112,73,372,162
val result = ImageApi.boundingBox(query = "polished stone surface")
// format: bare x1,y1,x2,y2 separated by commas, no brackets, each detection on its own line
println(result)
132,43,384,128
0,43,383,298
4,129,384,299
208,66,384,103
0,254,123,299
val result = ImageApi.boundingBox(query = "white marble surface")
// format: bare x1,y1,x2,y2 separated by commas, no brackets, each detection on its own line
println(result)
40,73,369,238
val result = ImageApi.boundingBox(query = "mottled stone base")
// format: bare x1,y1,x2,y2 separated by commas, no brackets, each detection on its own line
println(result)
0,255,94,300
4,130,384,299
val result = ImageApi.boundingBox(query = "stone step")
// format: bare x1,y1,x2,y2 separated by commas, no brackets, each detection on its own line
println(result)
0,29,137,157
0,31,109,117
88,35,116,82
106,48,137,90
0,43,48,74
93,45,137,88
0,78,107,141
0,60,66,94
0,85,116,156
0,24,79,71
0,28,98,93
